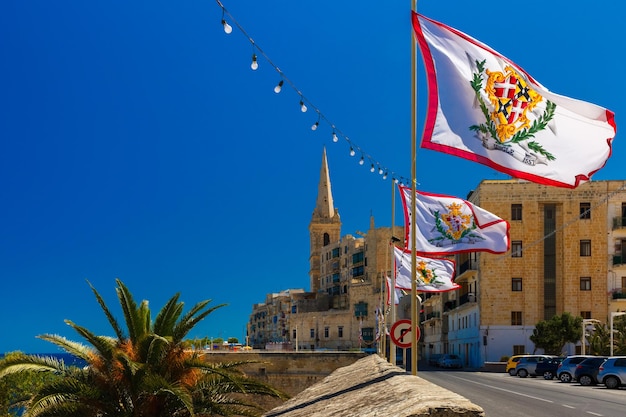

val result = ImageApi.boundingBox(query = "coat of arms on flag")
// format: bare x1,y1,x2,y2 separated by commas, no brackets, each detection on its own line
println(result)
471,61,557,165
394,246,459,293
412,12,616,188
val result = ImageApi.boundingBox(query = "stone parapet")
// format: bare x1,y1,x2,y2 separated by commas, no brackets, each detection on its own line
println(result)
263,354,484,417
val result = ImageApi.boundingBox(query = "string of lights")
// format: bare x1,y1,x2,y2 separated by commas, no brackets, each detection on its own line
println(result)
215,0,411,185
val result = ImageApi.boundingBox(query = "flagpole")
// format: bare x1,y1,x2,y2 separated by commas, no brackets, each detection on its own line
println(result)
390,180,396,365
410,0,419,376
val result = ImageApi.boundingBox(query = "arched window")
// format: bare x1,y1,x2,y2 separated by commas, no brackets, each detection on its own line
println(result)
323,233,330,246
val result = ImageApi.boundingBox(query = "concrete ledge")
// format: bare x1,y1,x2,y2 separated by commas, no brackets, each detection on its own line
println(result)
263,354,484,417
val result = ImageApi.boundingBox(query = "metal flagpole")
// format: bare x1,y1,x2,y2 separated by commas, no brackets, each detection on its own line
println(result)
410,0,419,376
390,180,397,365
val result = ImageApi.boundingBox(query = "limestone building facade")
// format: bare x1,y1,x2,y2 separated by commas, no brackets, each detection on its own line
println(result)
425,179,626,367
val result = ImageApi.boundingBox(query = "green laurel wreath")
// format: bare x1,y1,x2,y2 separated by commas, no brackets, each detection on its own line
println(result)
469,59,557,161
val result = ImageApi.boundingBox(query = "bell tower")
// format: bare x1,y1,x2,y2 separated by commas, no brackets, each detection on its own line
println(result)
309,147,341,293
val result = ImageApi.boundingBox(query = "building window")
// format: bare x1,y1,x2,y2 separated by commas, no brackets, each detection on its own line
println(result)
310,329,315,339
323,233,330,246
512,278,523,291
331,247,340,258
324,326,329,338
292,329,296,339
581,311,592,319
338,326,344,338
352,265,365,278
512,241,523,257
352,252,364,264
513,345,526,355
580,202,591,219
511,311,522,325
580,240,591,256
511,204,522,221
355,302,368,318
580,277,591,291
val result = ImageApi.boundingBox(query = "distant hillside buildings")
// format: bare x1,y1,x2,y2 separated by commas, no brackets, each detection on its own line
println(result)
247,149,626,367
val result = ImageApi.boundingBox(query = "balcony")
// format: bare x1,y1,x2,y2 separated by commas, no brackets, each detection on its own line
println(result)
613,217,626,229
455,259,478,283
613,255,625,266
612,291,626,300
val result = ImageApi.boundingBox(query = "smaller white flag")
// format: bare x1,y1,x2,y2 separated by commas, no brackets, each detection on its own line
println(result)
394,246,460,293
386,276,405,306
400,185,510,255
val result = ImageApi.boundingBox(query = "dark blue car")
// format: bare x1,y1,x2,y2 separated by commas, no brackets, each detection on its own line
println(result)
535,357,564,380
574,357,608,386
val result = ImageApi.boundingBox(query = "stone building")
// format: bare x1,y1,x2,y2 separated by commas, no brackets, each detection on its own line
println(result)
248,148,402,351
424,179,626,367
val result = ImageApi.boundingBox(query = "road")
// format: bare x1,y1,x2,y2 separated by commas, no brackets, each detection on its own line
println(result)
417,369,626,417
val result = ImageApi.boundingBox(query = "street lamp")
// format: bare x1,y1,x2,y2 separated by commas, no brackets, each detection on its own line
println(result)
581,319,601,355
610,312,626,356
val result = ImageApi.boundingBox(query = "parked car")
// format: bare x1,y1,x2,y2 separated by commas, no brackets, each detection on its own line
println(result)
437,354,463,369
535,357,564,380
557,355,594,383
515,355,555,378
598,356,626,389
574,357,608,386
428,354,444,367
506,355,530,376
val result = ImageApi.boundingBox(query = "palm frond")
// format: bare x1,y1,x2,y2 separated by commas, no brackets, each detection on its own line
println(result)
0,354,67,378
154,293,183,336
173,301,226,342
37,333,94,362
115,278,143,344
64,320,117,361
87,279,126,340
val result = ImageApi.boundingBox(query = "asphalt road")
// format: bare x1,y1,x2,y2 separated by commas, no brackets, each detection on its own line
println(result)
417,369,626,417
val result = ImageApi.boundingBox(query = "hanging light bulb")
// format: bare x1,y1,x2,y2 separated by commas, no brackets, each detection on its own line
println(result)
311,121,319,131
349,147,355,157
250,53,258,70
383,172,388,180
274,80,283,93
379,166,384,175
222,19,233,34
370,164,375,173
359,156,364,165
299,100,307,112
332,132,338,142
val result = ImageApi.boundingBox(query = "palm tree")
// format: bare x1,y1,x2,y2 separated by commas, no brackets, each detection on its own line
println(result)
0,279,286,416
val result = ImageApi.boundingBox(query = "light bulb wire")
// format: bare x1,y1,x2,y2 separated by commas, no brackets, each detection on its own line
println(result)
215,0,410,185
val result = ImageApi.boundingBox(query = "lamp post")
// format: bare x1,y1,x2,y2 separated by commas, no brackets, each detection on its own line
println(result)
581,318,601,355
610,312,626,356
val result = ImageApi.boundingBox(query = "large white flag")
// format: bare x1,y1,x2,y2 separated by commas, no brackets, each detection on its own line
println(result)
394,246,459,293
400,185,510,255
412,12,616,188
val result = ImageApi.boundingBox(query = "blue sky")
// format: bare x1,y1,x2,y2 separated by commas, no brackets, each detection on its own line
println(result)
1,1,623,353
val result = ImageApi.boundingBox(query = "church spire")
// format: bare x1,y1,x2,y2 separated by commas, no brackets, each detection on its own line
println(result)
312,147,336,220
309,147,341,293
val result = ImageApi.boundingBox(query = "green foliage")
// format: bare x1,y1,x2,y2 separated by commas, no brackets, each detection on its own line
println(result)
530,313,583,355
0,279,287,417
0,352,60,417
227,337,239,344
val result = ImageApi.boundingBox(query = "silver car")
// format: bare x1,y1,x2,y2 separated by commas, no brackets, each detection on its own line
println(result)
515,355,554,378
597,356,626,389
